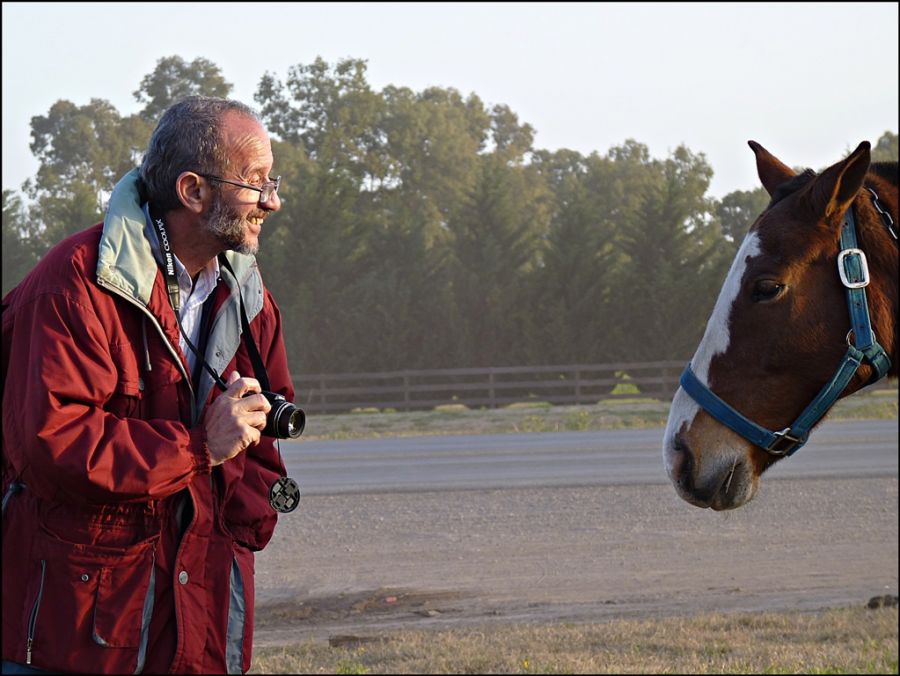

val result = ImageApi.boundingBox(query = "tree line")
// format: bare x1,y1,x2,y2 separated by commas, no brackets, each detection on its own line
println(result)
3,56,897,375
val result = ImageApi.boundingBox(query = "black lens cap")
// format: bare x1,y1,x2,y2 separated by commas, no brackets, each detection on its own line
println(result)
269,476,301,513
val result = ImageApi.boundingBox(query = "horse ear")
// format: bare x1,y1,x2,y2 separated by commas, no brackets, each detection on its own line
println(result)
809,141,871,222
748,141,795,197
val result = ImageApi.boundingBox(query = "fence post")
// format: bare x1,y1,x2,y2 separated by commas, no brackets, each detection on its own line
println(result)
575,368,582,405
403,373,410,412
319,376,327,410
489,369,496,409
663,365,674,399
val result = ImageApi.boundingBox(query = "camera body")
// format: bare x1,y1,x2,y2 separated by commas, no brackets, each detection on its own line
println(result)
259,390,306,439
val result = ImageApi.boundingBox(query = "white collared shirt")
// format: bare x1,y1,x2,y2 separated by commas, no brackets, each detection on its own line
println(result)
172,254,220,376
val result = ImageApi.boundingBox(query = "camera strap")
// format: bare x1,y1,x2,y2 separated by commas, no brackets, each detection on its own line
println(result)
148,208,228,392
147,208,301,514
218,255,301,513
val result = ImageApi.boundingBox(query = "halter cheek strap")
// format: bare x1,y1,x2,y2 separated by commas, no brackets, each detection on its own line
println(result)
680,203,892,457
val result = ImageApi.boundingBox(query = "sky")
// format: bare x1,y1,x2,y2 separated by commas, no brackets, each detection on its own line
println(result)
2,2,898,200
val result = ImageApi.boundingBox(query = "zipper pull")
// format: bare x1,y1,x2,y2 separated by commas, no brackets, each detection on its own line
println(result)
26,637,33,664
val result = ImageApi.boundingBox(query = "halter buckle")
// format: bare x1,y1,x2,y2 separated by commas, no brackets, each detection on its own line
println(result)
766,428,804,456
837,249,869,289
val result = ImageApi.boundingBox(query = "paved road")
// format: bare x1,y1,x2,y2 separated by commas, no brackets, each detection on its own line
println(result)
279,419,898,495
254,418,898,645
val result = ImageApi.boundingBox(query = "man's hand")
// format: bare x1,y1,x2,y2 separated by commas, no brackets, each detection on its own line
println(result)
204,371,271,466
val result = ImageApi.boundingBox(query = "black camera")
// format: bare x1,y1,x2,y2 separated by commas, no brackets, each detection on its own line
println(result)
260,391,306,439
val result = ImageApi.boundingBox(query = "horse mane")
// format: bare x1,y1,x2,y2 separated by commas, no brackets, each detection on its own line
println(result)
869,161,899,184
768,169,816,207
767,161,897,210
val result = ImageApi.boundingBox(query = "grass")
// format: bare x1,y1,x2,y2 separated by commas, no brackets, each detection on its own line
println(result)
300,385,897,441
249,606,898,674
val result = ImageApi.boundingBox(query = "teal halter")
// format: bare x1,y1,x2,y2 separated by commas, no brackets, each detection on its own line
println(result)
680,202,892,457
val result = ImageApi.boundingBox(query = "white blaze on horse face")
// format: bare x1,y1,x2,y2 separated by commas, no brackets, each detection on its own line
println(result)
663,232,762,474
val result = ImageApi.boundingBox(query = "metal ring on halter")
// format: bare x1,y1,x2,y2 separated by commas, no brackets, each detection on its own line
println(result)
846,328,878,348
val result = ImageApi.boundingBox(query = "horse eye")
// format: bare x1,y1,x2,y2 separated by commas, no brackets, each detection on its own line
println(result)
751,280,786,303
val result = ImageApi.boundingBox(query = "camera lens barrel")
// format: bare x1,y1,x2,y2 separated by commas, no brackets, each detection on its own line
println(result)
261,392,306,439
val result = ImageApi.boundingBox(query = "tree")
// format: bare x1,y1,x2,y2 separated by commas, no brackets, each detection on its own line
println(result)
254,140,372,375
254,59,499,372
528,149,622,364
2,190,41,295
716,187,769,253
608,143,729,361
12,53,847,375
339,85,490,370
378,85,489,246
18,55,238,265
133,56,233,122
871,130,898,162
28,98,149,202
256,57,386,184
447,117,552,366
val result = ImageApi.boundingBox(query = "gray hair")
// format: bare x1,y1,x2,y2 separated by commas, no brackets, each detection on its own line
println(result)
139,96,260,212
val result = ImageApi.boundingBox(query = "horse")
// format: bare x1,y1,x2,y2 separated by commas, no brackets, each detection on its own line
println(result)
663,140,898,510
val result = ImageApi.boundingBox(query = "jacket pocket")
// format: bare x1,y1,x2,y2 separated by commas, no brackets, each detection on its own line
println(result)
29,527,157,673
93,551,156,649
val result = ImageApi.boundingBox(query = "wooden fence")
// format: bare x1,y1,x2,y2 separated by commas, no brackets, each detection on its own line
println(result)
293,360,688,414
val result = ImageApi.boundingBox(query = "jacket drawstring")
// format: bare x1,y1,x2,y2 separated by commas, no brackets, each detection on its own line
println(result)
141,315,152,373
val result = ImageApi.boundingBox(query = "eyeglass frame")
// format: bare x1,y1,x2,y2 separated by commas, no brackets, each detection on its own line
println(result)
198,173,281,203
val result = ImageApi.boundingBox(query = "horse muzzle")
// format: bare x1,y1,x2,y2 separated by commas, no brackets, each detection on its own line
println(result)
665,430,759,510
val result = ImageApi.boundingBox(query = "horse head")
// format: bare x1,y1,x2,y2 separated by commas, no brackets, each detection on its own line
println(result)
663,141,898,510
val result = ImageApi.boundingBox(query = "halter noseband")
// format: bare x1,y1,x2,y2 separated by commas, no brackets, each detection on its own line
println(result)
679,196,893,457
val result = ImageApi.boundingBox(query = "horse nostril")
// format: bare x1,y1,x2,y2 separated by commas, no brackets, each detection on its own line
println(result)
670,433,694,493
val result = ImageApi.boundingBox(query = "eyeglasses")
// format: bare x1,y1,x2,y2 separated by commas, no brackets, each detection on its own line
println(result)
199,173,282,203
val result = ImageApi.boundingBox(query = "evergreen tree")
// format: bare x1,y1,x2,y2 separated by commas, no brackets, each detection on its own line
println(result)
609,144,728,361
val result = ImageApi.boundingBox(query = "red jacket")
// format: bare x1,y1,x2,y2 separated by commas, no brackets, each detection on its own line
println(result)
1,170,295,674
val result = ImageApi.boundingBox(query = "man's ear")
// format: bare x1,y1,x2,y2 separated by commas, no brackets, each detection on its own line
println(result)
174,172,208,214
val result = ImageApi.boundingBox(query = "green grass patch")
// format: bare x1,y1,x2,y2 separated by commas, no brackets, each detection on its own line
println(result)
505,401,554,410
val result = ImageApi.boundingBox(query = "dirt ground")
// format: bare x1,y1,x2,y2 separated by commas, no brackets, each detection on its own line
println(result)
251,476,899,647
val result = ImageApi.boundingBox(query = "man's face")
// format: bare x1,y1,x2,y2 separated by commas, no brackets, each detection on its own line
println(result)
203,190,262,256
203,111,280,255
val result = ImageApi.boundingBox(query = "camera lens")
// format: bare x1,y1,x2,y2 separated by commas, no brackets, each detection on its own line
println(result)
267,396,306,439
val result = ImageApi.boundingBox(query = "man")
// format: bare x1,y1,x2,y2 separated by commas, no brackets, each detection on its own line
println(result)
1,96,295,674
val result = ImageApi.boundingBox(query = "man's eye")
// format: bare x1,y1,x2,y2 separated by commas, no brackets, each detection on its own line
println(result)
751,280,786,303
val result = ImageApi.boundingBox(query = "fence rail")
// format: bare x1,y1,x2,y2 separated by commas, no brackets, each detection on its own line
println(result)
293,361,898,415
294,360,688,414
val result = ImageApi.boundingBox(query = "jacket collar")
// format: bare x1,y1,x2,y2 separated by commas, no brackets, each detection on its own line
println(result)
97,168,263,317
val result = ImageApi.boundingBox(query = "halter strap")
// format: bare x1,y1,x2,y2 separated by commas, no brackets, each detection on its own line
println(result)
680,200,892,457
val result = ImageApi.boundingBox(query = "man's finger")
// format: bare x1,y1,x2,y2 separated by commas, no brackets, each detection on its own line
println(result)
227,376,262,399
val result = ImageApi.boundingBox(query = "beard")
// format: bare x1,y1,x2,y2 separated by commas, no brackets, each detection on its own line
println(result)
203,193,261,256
